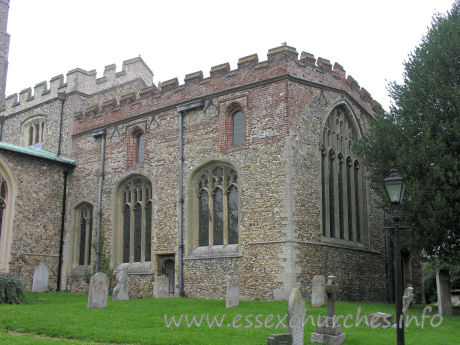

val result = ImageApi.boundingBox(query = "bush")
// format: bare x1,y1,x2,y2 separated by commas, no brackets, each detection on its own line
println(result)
0,276,25,304
83,231,113,293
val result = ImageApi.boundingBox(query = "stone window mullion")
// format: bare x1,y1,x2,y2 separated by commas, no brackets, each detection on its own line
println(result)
84,215,90,265
209,192,214,246
333,153,340,238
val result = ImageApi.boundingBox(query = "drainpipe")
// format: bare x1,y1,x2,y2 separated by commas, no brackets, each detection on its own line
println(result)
92,128,107,273
0,115,4,141
57,168,69,291
57,92,66,156
176,100,204,297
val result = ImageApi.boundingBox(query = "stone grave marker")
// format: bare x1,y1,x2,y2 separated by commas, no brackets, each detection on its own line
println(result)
267,333,293,345
226,276,240,308
286,288,306,345
153,275,169,298
87,272,109,309
112,270,129,301
32,263,49,292
311,275,346,345
436,269,452,315
311,275,325,307
402,286,414,316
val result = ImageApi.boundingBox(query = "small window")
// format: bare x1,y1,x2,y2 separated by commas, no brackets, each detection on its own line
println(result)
74,203,93,266
22,117,45,149
232,111,245,146
136,133,145,163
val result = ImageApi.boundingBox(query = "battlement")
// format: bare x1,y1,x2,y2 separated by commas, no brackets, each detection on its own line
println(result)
4,57,154,114
73,45,382,134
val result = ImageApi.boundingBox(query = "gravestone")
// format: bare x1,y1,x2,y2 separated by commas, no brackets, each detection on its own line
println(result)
365,312,394,328
267,333,293,345
436,269,452,315
112,270,129,301
312,275,326,307
32,263,49,292
311,276,346,345
402,286,414,316
87,272,109,309
286,288,306,345
226,276,240,308
153,275,169,298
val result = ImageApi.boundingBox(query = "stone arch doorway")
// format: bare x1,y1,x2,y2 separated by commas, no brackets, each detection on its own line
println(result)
163,259,175,296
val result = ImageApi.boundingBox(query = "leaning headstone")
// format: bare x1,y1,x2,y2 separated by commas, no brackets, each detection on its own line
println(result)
311,275,326,307
311,276,346,345
365,312,394,328
112,270,129,301
436,269,452,315
226,276,240,308
32,263,49,292
286,288,306,345
267,333,293,345
402,286,415,316
87,272,109,309
153,275,169,298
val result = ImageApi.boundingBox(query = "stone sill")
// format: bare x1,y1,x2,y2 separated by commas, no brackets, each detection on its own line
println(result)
186,244,241,260
320,237,380,253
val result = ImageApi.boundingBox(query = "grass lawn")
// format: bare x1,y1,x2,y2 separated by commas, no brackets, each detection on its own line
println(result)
0,292,459,345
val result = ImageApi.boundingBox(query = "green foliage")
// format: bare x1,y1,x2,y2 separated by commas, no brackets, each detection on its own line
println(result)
0,276,25,304
423,261,460,303
356,1,460,264
83,231,113,286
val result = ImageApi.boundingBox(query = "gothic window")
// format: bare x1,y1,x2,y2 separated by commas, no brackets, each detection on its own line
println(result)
321,105,367,243
197,164,239,247
118,176,152,263
75,203,93,266
232,110,245,146
22,116,45,149
136,133,145,163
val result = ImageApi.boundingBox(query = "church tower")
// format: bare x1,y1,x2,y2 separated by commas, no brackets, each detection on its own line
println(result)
0,0,9,112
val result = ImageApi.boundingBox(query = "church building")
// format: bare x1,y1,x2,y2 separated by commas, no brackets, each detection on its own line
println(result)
0,0,422,301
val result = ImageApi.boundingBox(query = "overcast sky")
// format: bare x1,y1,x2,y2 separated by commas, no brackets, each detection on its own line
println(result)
5,0,455,111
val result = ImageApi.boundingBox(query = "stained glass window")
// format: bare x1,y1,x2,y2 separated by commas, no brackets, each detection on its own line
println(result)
213,189,223,245
197,165,238,247
232,111,244,146
137,133,144,163
76,203,92,266
119,176,152,263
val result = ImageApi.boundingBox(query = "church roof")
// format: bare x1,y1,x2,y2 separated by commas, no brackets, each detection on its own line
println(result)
0,141,76,166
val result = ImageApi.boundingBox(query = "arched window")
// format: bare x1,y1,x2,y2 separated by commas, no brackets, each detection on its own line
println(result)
232,110,245,146
117,176,152,263
74,203,93,266
197,164,239,247
136,133,145,163
321,104,367,243
22,116,45,149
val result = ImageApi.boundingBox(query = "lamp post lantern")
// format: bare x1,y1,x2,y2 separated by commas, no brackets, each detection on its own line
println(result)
384,168,406,345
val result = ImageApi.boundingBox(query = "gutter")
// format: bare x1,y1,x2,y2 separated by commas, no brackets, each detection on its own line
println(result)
176,100,204,297
92,128,107,273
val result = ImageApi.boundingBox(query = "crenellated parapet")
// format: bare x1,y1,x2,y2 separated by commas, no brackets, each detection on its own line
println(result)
4,57,154,114
73,45,382,134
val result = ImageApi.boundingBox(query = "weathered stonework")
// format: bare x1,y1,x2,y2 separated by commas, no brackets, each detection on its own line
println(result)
0,43,423,302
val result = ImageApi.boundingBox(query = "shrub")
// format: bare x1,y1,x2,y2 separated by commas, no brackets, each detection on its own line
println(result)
0,276,25,304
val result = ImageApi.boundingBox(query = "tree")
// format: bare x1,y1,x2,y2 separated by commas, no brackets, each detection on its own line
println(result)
357,1,460,264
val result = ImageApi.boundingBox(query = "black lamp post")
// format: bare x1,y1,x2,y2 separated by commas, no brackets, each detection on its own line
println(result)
384,168,406,345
